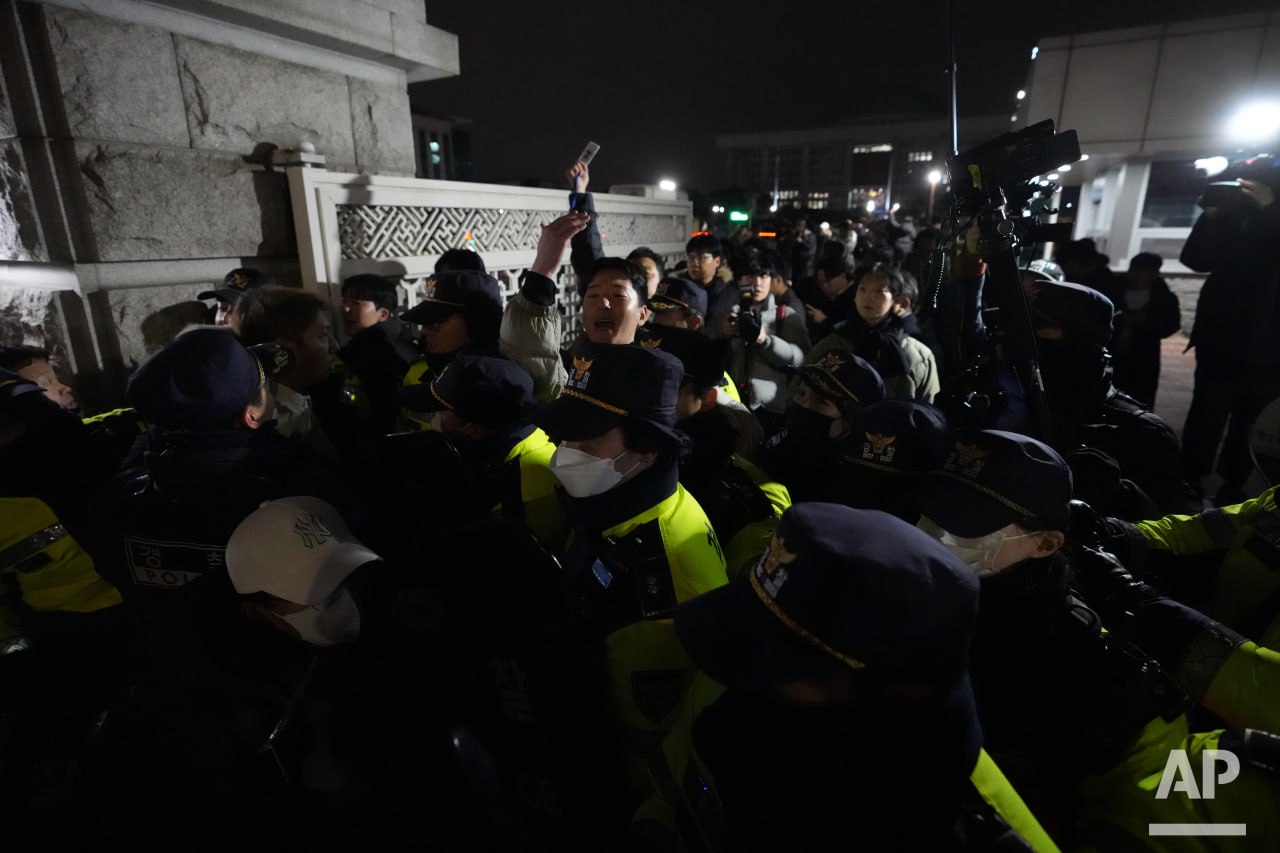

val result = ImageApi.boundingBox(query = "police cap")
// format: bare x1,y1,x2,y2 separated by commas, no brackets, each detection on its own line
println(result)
798,349,885,410
399,352,536,429
533,342,682,447
197,267,266,303
126,328,266,430
402,270,503,329
841,400,949,474
1026,279,1115,348
637,325,726,391
917,429,1073,537
675,503,979,690
649,276,708,319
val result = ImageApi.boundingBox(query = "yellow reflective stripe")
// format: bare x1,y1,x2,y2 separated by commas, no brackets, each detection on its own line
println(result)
0,523,68,573
970,748,1061,852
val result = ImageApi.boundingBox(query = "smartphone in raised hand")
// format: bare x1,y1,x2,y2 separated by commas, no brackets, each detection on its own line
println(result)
570,141,601,211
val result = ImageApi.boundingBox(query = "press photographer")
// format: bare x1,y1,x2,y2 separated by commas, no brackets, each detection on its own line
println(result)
725,248,810,435
1179,155,1280,506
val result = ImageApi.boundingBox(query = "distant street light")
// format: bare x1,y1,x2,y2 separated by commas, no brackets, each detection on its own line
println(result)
927,170,943,219
658,178,677,192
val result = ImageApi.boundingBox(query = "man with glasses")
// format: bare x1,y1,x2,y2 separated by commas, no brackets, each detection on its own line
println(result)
684,234,738,341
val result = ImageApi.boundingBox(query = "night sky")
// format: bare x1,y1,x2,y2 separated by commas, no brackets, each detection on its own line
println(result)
414,0,1275,193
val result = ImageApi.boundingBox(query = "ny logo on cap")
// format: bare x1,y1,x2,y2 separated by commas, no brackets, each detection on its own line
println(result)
946,441,991,477
294,514,333,549
863,432,897,462
755,533,799,598
568,356,593,391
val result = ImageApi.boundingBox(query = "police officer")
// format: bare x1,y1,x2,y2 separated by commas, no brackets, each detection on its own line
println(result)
1075,484,1280,722
399,351,569,551
1069,535,1280,734
1021,279,1188,514
334,273,419,433
649,278,745,407
196,266,266,329
669,505,1058,851
760,348,885,502
92,330,346,669
400,269,504,428
834,398,950,521
641,325,788,576
1080,484,1280,668
86,331,337,835
0,371,125,828
911,430,1278,847
531,342,728,790
0,374,123,647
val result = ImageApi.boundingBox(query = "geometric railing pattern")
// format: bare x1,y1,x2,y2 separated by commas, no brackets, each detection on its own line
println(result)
337,204,690,260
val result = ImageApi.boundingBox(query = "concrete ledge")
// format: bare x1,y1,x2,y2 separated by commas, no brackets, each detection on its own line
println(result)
40,0,458,85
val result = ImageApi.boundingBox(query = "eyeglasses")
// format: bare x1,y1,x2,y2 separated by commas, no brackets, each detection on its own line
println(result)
686,253,715,263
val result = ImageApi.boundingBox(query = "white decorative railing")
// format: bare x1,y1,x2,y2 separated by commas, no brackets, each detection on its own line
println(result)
282,155,692,346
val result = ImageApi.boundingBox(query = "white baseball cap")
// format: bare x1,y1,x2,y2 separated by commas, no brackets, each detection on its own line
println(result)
226,496,380,605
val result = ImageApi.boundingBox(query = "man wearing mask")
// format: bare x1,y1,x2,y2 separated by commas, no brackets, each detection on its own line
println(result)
762,349,885,502
910,430,1243,841
532,343,727,794
1027,279,1189,515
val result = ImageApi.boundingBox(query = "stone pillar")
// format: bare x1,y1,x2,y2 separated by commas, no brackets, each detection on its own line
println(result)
0,0,457,412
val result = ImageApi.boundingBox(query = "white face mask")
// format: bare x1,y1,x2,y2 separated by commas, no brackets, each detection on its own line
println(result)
549,445,641,498
916,515,1038,578
280,587,362,647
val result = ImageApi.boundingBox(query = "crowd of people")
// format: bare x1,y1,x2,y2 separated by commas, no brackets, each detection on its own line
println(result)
2,159,1279,851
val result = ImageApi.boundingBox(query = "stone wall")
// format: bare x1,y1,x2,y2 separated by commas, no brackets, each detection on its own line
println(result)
0,0,437,412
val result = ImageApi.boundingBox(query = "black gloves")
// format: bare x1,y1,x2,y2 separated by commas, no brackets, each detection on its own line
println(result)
1068,499,1149,570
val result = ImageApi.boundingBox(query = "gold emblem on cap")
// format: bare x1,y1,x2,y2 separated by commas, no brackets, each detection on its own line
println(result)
952,442,991,466
760,533,798,577
866,432,896,454
640,337,661,349
820,351,847,371
567,355,594,392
